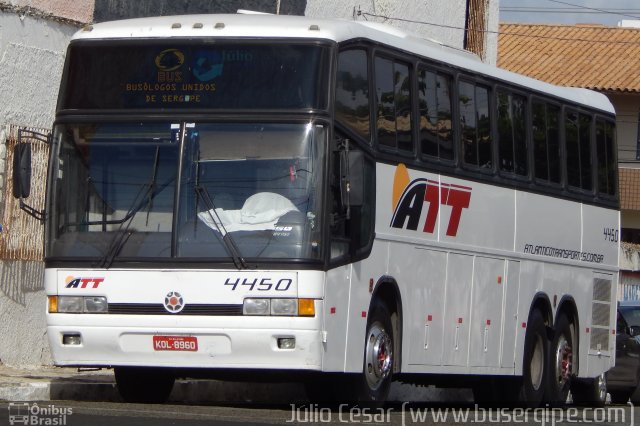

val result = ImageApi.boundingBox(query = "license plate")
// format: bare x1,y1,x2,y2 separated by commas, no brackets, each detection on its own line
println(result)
153,335,198,351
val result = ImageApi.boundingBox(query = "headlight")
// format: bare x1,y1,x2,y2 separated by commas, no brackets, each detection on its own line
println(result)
243,298,270,315
271,299,298,316
57,296,84,313
243,298,315,317
49,296,108,314
84,296,108,313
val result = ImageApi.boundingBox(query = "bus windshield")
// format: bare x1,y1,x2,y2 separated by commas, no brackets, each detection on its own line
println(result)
47,121,325,264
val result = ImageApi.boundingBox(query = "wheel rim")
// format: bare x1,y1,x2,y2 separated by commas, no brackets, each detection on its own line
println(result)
364,322,393,391
596,373,607,402
530,334,544,391
555,335,572,389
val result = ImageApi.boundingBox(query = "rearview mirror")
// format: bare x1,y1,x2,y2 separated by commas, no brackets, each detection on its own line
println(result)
12,143,32,199
629,325,640,337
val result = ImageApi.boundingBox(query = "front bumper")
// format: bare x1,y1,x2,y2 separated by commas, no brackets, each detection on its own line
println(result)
47,312,323,370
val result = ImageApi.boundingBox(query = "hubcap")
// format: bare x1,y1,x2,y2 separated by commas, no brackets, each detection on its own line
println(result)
364,322,393,391
555,336,572,388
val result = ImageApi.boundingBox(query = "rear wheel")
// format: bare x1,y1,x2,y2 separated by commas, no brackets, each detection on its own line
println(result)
548,313,574,405
115,367,175,404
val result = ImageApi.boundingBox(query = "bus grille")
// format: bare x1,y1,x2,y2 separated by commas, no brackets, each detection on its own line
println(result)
107,303,243,316
590,277,612,352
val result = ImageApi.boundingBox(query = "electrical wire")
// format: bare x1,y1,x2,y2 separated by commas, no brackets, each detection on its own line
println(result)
501,8,640,15
358,10,640,46
545,0,640,21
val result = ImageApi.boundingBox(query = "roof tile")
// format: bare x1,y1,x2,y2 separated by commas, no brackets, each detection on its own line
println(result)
498,23,640,92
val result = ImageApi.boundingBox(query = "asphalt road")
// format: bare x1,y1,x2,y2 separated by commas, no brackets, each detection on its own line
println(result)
1,400,639,426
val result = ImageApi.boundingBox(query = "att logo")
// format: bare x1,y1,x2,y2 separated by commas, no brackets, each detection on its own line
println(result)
65,277,105,289
390,164,471,237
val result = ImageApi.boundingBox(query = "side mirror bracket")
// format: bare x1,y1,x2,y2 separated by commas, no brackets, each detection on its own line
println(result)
338,139,364,220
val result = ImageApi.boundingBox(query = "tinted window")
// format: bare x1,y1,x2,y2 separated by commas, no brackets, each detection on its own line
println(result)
533,101,561,184
460,81,491,169
336,50,370,140
565,111,581,188
497,90,527,176
596,119,617,196
419,68,453,161
375,56,413,153
579,114,593,190
565,111,593,191
61,42,331,110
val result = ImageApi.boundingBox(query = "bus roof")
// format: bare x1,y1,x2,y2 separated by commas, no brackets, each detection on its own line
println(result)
74,14,614,114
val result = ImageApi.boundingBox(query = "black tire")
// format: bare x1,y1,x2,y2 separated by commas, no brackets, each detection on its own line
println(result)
547,313,574,405
610,389,634,405
517,309,549,407
354,301,394,405
571,373,607,407
115,367,175,404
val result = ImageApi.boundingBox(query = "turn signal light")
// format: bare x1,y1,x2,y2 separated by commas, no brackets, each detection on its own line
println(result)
298,299,315,317
48,296,58,313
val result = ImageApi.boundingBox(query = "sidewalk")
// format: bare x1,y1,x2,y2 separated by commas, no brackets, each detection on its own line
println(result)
0,364,473,404
0,364,317,404
0,365,118,403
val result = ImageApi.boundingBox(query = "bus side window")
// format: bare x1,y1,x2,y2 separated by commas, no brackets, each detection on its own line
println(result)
336,49,371,142
418,67,454,161
497,90,527,176
565,110,593,191
374,56,413,154
596,119,617,196
459,80,492,169
533,101,561,184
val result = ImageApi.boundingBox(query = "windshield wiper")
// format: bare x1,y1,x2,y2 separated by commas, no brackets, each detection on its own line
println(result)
97,148,162,269
195,185,247,270
95,183,152,269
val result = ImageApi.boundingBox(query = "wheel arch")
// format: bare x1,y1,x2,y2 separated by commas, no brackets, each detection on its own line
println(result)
370,276,403,373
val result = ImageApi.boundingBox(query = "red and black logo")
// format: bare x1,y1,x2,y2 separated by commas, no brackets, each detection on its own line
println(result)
390,164,471,237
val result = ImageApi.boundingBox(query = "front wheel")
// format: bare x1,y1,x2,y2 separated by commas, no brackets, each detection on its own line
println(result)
115,367,175,404
355,301,394,405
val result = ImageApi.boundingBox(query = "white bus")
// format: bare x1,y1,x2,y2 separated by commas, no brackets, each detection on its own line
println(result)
13,13,618,406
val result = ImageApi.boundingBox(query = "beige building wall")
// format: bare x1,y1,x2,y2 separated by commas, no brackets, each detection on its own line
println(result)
0,5,81,366
609,93,640,167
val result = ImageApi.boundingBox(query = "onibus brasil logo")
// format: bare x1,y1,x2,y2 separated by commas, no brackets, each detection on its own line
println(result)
8,402,72,425
390,164,471,237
